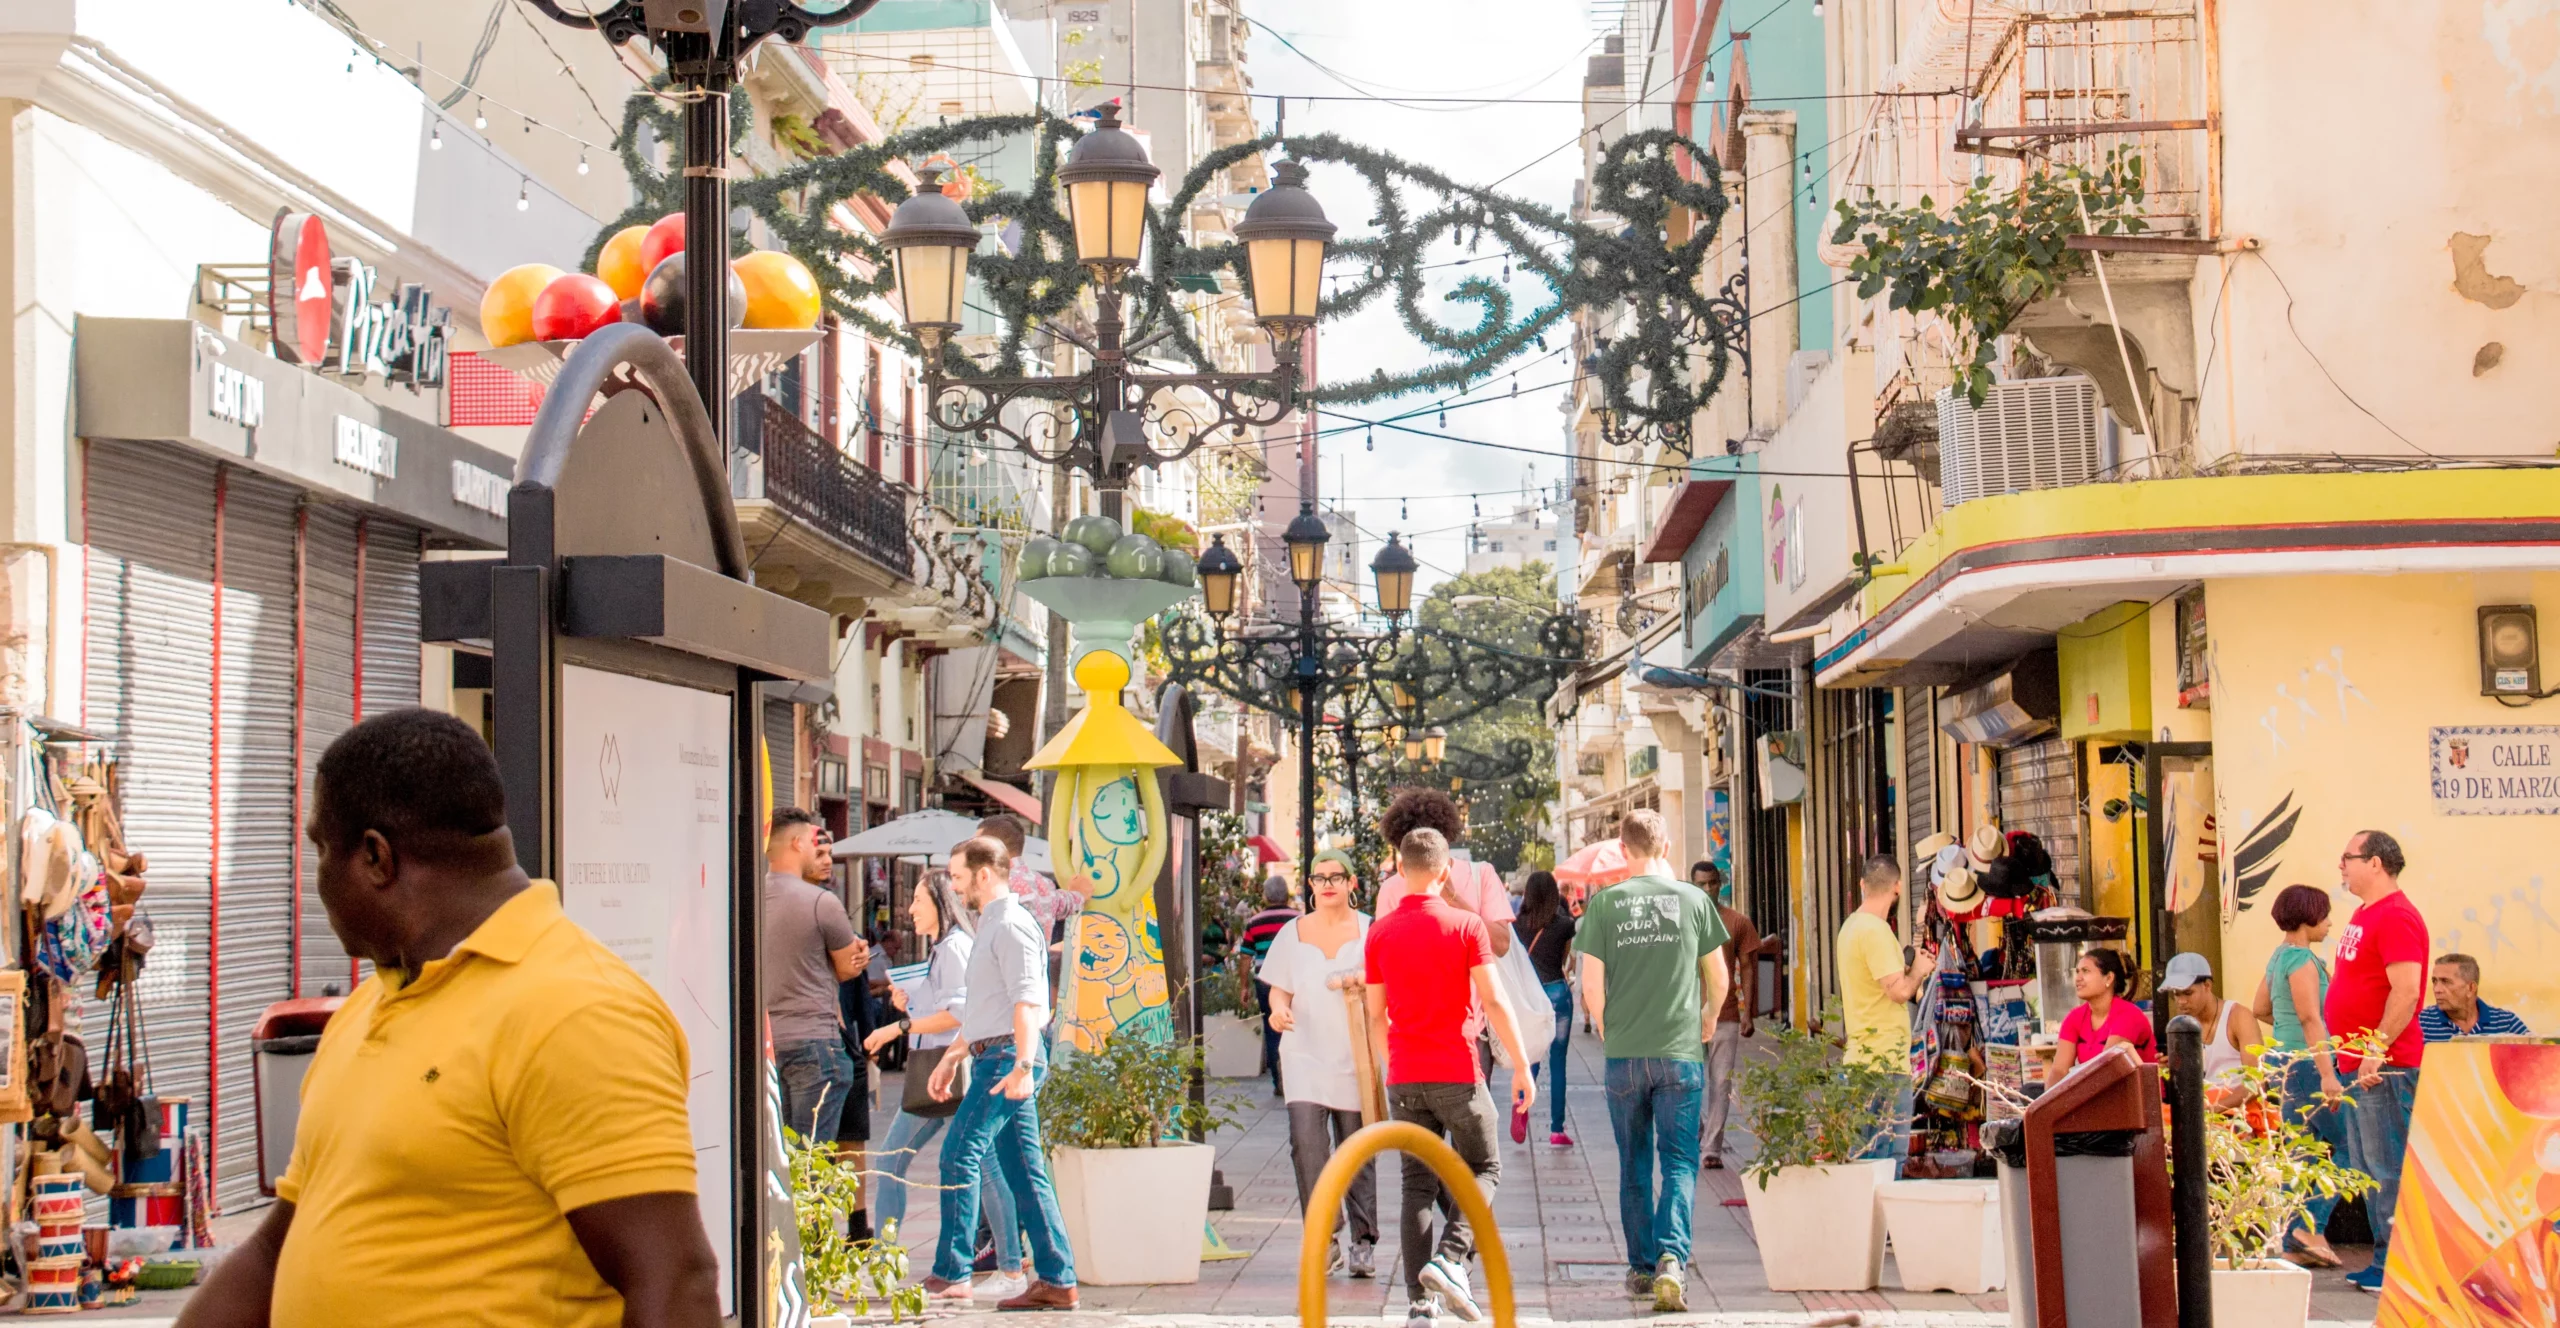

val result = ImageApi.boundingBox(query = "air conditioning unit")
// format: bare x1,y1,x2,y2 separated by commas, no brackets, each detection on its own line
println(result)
1934,375,2104,507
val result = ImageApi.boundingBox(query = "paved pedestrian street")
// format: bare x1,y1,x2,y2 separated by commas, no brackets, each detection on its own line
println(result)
868,1024,2382,1328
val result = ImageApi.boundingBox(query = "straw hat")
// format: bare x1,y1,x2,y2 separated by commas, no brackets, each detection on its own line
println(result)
1913,831,1958,861
1968,824,2009,867
1933,843,1984,914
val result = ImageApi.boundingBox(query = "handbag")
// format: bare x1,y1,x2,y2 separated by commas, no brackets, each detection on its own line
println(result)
93,964,158,1160
1491,926,1557,1067
900,1047,965,1119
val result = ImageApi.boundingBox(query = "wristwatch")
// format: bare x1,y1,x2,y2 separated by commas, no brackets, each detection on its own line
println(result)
897,1016,913,1034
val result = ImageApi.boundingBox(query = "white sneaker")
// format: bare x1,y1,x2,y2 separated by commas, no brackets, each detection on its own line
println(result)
1346,1240,1378,1279
1404,1297,1438,1328
975,1270,1029,1302
1420,1257,1484,1322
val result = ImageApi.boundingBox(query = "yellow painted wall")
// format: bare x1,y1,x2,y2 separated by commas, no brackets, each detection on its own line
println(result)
2060,602,2153,741
2210,571,2560,1030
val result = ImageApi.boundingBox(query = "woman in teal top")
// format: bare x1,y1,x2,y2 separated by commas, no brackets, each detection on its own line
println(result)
2249,884,2345,1268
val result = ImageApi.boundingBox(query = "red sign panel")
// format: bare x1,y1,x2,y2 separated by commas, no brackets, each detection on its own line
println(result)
268,210,334,366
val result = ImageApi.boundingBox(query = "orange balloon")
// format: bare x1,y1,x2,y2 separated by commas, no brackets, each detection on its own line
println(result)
480,263,566,348
640,213,687,273
733,250,822,329
596,225,651,300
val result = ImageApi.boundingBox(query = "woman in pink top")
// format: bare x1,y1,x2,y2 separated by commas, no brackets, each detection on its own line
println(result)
2045,948,2157,1084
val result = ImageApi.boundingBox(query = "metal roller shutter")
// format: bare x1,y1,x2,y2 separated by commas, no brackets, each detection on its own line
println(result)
298,507,361,997
1998,734,2082,907
765,697,799,809
82,440,218,1168
214,471,300,1207
359,522,422,717
1902,686,1937,852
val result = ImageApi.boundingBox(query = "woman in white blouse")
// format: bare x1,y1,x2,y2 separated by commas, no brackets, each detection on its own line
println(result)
1259,848,1379,1279
864,871,1030,1298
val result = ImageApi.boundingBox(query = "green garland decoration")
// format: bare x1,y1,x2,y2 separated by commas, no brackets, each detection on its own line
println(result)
589,95,1739,432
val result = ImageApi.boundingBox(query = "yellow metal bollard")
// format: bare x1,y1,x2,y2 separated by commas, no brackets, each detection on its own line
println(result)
1299,1121,1514,1328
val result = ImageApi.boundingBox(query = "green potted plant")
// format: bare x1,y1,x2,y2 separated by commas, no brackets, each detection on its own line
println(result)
1039,1036,1233,1285
1733,1006,1904,1291
2203,1047,2377,1328
785,1127,927,1323
1197,958,1265,1078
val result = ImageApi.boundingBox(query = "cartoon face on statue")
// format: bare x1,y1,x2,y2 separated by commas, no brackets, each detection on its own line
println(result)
1027,649,1179,1053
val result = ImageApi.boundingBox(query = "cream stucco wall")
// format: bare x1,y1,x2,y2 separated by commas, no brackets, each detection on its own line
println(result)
2199,0,2560,463
2209,571,2560,1032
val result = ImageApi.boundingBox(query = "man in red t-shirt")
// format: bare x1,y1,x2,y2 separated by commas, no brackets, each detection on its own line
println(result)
2322,828,2427,1293
1364,828,1535,1328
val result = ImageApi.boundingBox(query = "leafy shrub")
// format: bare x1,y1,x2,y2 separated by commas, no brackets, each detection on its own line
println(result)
1039,1036,1233,1150
1733,1003,1903,1188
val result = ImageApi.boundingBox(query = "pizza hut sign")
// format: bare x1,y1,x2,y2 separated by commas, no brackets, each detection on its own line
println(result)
268,211,450,389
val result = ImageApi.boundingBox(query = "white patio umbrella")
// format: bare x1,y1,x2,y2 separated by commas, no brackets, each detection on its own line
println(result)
832,808,1053,875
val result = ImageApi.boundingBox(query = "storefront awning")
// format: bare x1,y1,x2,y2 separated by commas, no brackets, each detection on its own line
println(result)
959,770,1042,821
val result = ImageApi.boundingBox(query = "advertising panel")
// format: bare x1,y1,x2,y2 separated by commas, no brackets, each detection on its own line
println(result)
558,665,737,1313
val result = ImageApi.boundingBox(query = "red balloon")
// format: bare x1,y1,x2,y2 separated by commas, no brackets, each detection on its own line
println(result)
529,273,623,342
640,213,687,274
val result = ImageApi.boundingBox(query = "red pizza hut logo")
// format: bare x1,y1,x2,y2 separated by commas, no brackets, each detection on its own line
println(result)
269,210,334,366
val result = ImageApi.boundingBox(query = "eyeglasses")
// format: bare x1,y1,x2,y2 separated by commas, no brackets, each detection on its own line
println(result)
2340,852,2376,864
1309,871,1353,884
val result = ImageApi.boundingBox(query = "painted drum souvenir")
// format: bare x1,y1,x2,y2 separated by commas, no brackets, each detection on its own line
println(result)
24,1256,81,1312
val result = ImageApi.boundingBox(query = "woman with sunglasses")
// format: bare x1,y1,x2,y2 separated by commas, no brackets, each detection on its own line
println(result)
1260,849,1380,1279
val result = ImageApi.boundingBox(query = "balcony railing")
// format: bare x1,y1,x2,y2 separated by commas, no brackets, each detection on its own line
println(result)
733,389,913,578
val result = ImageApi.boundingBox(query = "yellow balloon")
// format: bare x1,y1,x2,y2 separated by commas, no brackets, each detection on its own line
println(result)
596,225,651,300
732,250,822,329
480,263,565,348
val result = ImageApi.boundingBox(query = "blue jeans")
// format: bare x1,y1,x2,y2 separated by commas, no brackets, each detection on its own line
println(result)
930,1046,1076,1287
2280,1056,2352,1244
2341,1065,2420,1274
1603,1057,1705,1270
1540,980,1574,1134
776,1038,859,1145
1856,1078,1914,1163
874,1104,1022,1268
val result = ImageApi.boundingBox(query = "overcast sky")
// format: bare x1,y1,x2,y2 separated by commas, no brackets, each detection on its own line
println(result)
1239,0,1597,596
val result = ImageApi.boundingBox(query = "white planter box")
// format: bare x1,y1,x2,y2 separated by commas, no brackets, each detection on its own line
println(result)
1740,1163,1887,1291
2210,1260,2313,1328
1203,1012,1264,1078
1878,1179,2003,1294
1049,1141,1215,1285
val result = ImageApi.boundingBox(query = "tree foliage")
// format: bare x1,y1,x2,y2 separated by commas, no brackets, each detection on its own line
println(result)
1393,562,1562,875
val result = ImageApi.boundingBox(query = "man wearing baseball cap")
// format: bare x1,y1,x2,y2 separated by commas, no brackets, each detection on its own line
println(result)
2157,952,2260,1108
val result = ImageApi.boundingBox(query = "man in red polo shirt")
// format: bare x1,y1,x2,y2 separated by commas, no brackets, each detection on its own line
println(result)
1365,828,1535,1328
2323,828,2427,1294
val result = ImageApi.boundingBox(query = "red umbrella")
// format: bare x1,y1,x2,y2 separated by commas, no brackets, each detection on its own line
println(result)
1554,838,1633,890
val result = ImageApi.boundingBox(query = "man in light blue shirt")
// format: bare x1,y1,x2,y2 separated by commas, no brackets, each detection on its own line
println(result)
2419,952,2532,1041
920,836,1078,1310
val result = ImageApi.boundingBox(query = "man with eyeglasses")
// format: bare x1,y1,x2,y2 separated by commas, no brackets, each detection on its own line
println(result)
2323,829,2427,1294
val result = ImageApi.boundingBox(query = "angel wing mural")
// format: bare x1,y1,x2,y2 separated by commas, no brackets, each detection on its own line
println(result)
2228,792,2302,916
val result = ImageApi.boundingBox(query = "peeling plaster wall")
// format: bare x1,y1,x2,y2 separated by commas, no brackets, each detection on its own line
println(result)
2200,0,2560,462
2208,571,2560,1033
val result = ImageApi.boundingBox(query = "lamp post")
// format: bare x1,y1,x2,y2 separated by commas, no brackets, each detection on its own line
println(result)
882,110,1336,500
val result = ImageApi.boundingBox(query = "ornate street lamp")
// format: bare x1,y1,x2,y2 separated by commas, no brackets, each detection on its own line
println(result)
1056,104,1160,278
1196,533,1242,620
885,121,1339,488
1403,732,1425,762
1423,726,1449,764
1234,161,1335,337
879,168,978,353
1283,503,1331,592
1370,533,1417,620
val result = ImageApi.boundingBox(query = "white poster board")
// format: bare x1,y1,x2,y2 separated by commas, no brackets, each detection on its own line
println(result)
558,665,736,1312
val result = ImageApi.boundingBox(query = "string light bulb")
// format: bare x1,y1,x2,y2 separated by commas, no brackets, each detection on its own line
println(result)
577,150,590,175
1366,427,1375,452
1704,66,1716,94
1813,0,1824,15
474,99,488,130
429,122,442,150
517,178,530,211
1438,409,1448,429
1802,156,1813,182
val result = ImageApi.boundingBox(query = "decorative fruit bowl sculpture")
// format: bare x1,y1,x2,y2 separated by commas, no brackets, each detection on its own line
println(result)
475,211,824,395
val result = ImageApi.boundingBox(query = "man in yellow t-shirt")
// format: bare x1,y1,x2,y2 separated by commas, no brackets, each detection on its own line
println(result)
175,709,717,1328
1834,855,1936,1162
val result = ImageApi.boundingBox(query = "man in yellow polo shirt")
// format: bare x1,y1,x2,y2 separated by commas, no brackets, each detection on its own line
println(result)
176,709,718,1328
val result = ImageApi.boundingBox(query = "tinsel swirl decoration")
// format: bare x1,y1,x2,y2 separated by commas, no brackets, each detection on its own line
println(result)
591,94,1736,436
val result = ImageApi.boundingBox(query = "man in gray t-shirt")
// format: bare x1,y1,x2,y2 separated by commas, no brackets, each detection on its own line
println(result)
764,807,867,1143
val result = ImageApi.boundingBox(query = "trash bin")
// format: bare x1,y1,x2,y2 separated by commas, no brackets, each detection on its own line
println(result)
251,997,344,1196
1984,1044,2174,1328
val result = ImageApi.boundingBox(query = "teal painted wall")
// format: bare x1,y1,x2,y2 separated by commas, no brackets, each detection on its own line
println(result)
1700,1,1832,355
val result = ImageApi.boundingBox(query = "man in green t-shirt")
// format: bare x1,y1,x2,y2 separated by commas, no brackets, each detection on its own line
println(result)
1577,809,1729,1312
